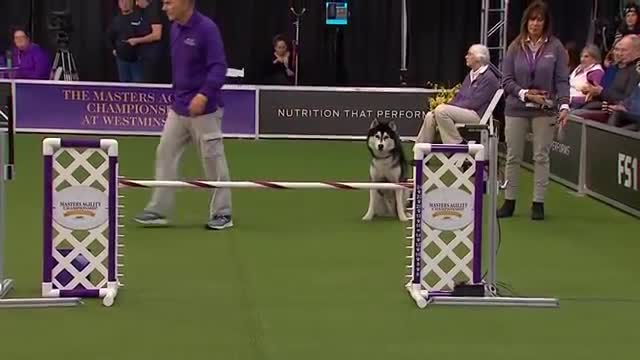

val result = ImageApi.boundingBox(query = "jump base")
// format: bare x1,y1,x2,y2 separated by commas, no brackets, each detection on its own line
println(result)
0,297,82,309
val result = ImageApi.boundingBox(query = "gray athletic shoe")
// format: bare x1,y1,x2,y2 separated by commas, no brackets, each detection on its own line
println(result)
133,211,169,226
206,215,233,230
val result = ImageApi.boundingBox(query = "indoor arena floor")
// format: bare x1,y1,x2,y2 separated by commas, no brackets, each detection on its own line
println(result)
1,134,639,359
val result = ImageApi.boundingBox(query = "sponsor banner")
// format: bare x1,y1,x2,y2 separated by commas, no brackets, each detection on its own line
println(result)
53,186,109,231
258,89,433,137
14,82,257,136
523,118,582,186
585,126,640,212
423,188,474,231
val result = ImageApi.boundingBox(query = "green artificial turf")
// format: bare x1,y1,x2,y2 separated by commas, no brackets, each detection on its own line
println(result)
1,134,639,360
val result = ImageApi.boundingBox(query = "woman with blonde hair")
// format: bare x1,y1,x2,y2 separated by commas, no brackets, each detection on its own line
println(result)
569,45,605,108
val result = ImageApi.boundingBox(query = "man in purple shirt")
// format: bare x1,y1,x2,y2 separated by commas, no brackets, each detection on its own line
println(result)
1,28,51,80
135,0,233,230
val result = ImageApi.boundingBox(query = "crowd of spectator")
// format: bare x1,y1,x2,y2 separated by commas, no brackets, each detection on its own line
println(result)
418,1,640,221
2,0,640,133
0,0,164,83
421,1,640,153
569,2,640,132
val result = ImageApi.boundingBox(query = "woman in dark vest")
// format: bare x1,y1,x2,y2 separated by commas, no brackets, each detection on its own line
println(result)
498,1,570,221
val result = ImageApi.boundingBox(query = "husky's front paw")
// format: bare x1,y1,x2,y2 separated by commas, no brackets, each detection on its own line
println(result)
362,212,374,221
398,211,410,222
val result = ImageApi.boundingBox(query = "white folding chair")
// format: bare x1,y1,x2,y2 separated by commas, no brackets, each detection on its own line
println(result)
454,88,504,140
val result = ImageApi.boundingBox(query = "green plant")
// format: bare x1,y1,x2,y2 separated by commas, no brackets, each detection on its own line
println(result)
427,82,462,111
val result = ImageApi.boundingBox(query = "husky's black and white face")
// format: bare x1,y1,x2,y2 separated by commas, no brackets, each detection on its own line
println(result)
367,119,398,154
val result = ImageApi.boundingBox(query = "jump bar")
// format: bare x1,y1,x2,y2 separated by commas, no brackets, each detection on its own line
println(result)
119,179,414,190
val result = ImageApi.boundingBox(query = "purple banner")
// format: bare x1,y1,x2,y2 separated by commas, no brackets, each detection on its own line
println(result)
14,82,256,137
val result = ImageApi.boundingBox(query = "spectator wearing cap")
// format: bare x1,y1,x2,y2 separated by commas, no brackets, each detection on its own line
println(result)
1,27,51,79
614,3,640,45
569,45,605,108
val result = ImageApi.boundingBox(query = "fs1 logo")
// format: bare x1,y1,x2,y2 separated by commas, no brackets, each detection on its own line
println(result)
618,153,639,191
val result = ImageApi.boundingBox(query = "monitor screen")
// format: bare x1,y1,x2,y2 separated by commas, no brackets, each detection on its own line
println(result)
325,1,348,26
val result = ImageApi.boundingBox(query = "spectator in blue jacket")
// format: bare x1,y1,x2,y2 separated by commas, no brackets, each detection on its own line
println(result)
608,85,640,131
417,44,500,144
600,50,618,90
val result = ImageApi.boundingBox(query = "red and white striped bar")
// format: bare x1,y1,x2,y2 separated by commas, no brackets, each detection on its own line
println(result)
119,179,413,191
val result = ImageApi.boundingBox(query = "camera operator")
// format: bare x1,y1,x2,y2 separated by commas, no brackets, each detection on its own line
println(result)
107,0,143,82
125,0,164,83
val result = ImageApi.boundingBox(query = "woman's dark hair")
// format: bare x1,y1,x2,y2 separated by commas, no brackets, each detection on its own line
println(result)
623,2,640,18
619,2,640,34
606,49,614,61
272,34,290,49
10,26,30,40
565,41,580,71
9,26,30,48
508,1,552,53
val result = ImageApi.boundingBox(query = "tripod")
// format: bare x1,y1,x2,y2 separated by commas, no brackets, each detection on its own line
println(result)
50,47,79,81
290,4,306,86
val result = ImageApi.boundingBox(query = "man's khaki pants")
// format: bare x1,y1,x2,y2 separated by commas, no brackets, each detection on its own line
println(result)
416,104,480,143
504,115,556,203
145,108,232,217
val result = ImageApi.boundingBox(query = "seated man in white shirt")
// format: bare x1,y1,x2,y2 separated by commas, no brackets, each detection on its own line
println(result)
417,44,500,144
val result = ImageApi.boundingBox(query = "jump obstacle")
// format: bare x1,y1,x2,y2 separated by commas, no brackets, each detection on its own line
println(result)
1,129,559,309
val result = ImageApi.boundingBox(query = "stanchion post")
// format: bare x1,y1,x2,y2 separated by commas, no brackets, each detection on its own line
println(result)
0,130,13,299
290,1,306,86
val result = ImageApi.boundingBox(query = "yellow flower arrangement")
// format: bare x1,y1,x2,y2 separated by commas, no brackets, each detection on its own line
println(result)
427,82,462,111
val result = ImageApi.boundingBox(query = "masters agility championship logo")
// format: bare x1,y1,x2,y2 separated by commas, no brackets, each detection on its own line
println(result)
430,202,469,218
53,186,109,231
423,188,474,231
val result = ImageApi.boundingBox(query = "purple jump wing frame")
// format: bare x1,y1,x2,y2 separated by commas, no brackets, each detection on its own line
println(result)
42,138,120,307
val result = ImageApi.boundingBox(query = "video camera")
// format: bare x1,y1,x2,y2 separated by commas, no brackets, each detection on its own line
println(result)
47,1,73,49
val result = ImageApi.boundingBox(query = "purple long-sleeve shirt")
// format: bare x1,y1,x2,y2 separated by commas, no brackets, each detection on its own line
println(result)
3,44,50,80
449,67,500,117
170,11,227,116
502,36,570,117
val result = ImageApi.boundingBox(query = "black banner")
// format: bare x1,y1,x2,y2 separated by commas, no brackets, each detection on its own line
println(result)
586,126,640,212
522,118,582,186
258,89,433,137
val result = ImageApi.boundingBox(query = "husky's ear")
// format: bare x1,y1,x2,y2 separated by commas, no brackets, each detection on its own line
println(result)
369,118,380,129
388,120,398,132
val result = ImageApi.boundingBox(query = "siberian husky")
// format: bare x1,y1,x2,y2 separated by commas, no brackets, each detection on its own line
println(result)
362,119,411,222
